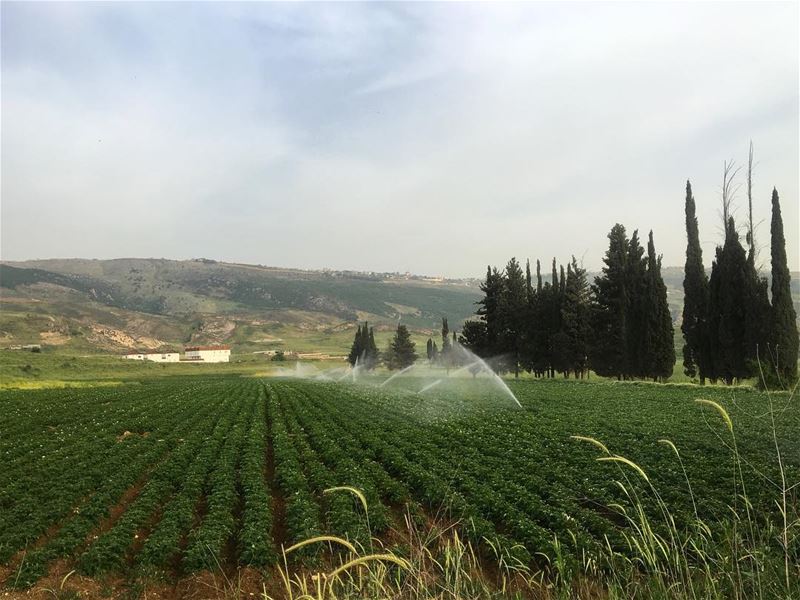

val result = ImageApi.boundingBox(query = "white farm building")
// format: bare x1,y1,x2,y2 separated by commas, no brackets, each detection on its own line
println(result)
124,351,180,363
183,345,231,363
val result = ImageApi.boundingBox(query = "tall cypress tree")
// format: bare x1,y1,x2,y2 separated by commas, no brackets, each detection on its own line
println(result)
477,266,505,356
547,259,562,378
531,259,547,376
536,259,543,294
551,262,571,377
441,316,451,368
681,180,709,381
626,230,647,378
551,262,574,376
769,188,799,384
347,324,363,366
500,258,527,376
525,259,533,305
590,224,630,379
558,258,591,377
707,218,750,384
644,231,675,380
365,326,379,369
743,253,770,373
520,259,537,373
536,280,554,377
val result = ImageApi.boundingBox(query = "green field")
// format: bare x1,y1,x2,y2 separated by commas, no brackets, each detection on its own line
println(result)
1,369,797,598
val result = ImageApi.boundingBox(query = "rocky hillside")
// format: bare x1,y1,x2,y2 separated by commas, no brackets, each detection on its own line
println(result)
0,259,482,354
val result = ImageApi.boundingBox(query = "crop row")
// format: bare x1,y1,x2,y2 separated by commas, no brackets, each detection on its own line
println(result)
267,386,323,553
0,385,200,559
182,385,254,571
273,386,369,545
137,386,247,569
9,385,231,587
237,384,276,566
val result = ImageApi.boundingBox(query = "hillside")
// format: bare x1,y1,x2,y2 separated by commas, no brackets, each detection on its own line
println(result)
1,259,797,356
0,259,482,354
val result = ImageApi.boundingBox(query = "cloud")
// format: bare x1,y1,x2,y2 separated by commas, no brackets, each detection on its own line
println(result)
2,2,797,275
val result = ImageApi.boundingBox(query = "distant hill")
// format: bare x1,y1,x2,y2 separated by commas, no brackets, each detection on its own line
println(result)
0,258,483,354
1,258,797,356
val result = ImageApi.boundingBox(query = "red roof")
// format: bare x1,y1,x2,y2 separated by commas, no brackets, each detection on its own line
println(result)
184,345,231,351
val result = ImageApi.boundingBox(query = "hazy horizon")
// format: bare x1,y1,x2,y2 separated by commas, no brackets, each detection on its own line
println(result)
2,2,798,278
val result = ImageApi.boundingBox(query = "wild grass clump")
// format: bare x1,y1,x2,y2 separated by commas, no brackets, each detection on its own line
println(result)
262,507,547,600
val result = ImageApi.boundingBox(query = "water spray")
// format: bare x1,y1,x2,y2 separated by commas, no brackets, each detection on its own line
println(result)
418,379,443,394
379,363,416,387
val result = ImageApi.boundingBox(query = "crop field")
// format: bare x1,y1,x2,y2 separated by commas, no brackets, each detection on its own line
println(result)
1,375,798,596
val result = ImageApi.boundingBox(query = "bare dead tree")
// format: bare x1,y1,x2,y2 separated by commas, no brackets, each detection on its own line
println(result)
721,159,742,238
747,141,756,257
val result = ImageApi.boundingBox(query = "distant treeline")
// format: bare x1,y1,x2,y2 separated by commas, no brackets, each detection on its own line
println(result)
459,173,797,386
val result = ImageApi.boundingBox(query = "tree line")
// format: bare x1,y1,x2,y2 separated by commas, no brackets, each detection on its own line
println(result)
459,227,674,381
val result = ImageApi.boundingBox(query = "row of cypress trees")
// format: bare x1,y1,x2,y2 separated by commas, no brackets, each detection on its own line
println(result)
346,321,379,368
460,226,674,380
682,182,798,385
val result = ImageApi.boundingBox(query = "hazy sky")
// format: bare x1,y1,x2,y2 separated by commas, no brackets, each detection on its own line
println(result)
2,2,798,277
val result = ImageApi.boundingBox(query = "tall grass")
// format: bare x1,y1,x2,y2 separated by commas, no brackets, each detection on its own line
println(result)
261,505,547,600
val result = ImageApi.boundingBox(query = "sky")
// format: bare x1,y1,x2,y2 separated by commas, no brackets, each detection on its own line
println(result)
1,2,798,277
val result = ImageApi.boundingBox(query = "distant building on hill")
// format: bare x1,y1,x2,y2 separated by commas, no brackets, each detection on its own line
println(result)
122,345,232,363
183,345,231,363
124,351,180,363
